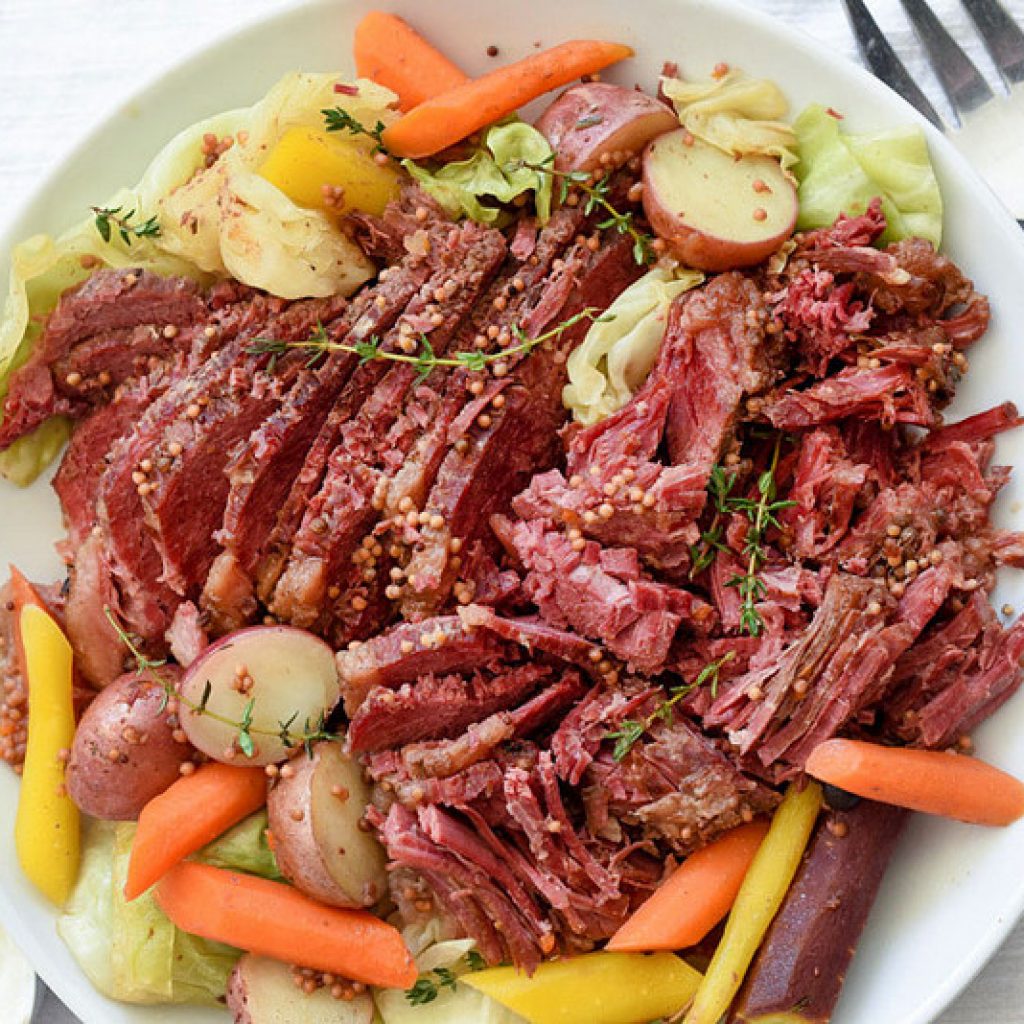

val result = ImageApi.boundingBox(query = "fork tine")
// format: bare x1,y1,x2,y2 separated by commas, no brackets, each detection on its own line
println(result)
842,0,944,128
962,0,1024,85
899,0,994,120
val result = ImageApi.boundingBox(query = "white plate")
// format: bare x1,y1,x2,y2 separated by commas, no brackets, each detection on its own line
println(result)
2,1,1024,1022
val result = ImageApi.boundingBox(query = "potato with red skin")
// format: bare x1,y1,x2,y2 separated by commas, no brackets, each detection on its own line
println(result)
727,800,907,1023
227,953,373,1024
267,741,387,909
535,82,677,172
642,128,798,272
66,666,191,820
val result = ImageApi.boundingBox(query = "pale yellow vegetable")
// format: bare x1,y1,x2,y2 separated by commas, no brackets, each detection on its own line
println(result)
661,70,798,171
464,950,702,1024
683,782,822,1024
563,266,703,425
258,126,401,217
14,604,80,905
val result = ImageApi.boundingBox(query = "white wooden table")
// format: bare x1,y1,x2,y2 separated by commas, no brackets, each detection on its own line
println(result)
0,1,1022,1021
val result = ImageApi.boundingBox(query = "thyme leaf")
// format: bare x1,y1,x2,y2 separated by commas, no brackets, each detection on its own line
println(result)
321,107,389,153
507,158,655,266
91,205,161,247
248,308,610,383
606,652,736,761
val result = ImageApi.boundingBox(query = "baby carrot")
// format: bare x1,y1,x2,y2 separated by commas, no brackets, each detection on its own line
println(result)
354,11,468,111
607,821,770,952
156,861,417,988
125,762,267,899
806,738,1024,827
382,39,634,158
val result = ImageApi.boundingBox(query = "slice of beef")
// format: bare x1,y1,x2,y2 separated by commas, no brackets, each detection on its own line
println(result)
201,259,427,633
270,221,507,630
399,232,643,620
335,615,512,714
0,270,209,449
348,663,552,753
662,272,769,468
495,516,713,674
138,296,347,601
765,363,934,431
91,292,303,641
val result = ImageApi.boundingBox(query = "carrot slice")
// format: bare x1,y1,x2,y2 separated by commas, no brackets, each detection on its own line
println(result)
607,821,769,952
806,738,1024,827
156,861,417,988
125,762,267,899
382,39,635,159
354,11,468,111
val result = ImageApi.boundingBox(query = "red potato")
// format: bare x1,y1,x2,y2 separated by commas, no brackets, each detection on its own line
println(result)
65,667,191,820
642,128,798,272
267,741,387,909
226,954,374,1024
535,82,678,172
727,800,908,1023
179,627,339,766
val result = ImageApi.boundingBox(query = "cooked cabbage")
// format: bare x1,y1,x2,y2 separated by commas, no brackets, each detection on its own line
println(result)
0,74,393,485
403,122,554,225
376,940,527,1024
793,103,943,248
662,70,798,171
146,73,392,298
564,267,704,425
58,813,278,1006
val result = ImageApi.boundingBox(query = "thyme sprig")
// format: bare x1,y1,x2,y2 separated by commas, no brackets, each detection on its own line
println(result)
91,205,162,247
405,951,487,1005
723,437,794,637
248,307,610,383
508,155,656,265
104,607,338,758
606,652,736,762
321,106,389,153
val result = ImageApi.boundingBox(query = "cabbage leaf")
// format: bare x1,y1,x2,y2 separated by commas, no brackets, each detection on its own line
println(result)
662,70,798,170
564,267,704,425
58,813,279,1006
793,103,943,247
403,122,554,225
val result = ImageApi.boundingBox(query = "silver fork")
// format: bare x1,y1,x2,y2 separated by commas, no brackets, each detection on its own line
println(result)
843,0,1024,220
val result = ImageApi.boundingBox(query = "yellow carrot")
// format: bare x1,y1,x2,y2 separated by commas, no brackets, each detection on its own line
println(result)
684,782,822,1024
464,950,702,1024
14,604,80,905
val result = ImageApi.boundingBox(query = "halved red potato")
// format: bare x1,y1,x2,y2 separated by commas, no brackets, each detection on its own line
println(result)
535,82,678,172
65,667,190,820
227,954,374,1024
642,128,798,272
267,741,387,909
179,627,339,766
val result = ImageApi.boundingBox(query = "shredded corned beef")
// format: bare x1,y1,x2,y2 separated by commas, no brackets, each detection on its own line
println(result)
5,187,1024,974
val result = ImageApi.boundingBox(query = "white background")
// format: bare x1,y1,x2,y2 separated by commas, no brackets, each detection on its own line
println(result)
0,0,1022,1021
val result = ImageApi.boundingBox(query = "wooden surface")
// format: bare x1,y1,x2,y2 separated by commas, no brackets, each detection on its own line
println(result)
0,1,1021,1021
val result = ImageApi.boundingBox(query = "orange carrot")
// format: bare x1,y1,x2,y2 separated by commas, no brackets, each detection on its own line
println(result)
125,762,267,899
354,11,469,112
607,821,770,952
806,738,1024,827
8,565,49,685
156,861,417,988
382,39,635,159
